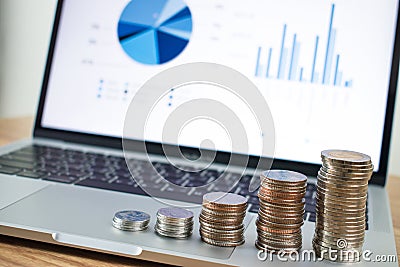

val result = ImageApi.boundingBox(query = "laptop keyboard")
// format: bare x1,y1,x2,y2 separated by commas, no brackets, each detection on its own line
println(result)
0,144,368,229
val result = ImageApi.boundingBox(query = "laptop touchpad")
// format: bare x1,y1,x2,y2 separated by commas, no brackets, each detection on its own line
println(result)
0,184,253,260
0,175,49,209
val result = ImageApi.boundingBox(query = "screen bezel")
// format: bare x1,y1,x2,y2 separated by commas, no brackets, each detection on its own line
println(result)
34,0,400,186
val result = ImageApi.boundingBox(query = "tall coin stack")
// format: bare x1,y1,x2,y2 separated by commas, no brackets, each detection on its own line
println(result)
199,192,247,247
313,150,373,263
256,170,307,252
155,207,194,239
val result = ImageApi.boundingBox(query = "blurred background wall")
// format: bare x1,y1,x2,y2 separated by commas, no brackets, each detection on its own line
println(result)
0,0,399,176
0,0,55,117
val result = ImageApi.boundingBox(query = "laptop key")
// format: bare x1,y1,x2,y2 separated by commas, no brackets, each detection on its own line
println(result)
16,170,46,179
0,165,21,174
114,170,131,179
18,145,43,153
247,196,259,205
58,171,88,178
186,180,208,187
76,179,146,195
88,173,114,182
5,152,41,163
44,175,79,184
114,178,135,185
248,204,260,213
0,158,35,169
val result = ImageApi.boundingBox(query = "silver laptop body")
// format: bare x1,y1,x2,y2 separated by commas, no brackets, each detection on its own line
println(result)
0,0,399,266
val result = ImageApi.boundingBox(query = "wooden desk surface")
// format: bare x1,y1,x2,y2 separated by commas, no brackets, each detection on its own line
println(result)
0,116,399,266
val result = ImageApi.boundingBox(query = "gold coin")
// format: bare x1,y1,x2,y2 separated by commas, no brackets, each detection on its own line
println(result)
321,150,371,165
259,187,305,199
257,217,304,229
260,208,304,218
260,201,305,211
315,204,366,216
199,221,243,231
261,170,307,184
201,236,245,247
315,227,365,237
257,229,301,239
322,158,373,168
256,219,301,234
260,181,307,191
317,177,369,191
201,207,247,217
321,165,373,175
316,185,367,198
202,192,247,207
317,174,369,187
316,190,367,202
319,169,371,181
255,240,301,253
315,221,366,231
315,232,365,243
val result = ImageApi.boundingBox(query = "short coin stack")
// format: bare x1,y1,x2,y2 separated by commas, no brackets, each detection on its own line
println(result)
256,170,307,252
155,207,194,239
112,210,150,231
199,192,247,247
313,150,373,263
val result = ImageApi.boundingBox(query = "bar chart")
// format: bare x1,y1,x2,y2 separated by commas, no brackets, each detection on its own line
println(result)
254,4,353,87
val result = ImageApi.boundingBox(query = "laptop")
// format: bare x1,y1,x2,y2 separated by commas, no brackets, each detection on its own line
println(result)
0,0,399,266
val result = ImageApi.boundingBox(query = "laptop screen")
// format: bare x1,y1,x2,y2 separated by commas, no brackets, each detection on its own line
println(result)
41,0,399,171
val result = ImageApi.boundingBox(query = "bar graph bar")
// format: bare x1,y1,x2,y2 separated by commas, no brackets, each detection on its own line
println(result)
254,3,352,88
277,24,287,79
300,68,304,81
322,5,335,84
255,46,261,76
311,36,319,83
324,29,336,84
289,34,300,81
334,55,340,86
266,48,272,78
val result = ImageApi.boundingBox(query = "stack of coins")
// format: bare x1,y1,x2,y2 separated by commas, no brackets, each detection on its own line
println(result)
199,192,247,247
313,150,373,263
155,207,194,239
112,210,150,231
256,170,307,253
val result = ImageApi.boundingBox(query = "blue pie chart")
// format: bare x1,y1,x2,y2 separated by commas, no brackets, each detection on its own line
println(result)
118,0,192,65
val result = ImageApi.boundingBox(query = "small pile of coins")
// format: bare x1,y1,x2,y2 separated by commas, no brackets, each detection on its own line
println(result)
313,150,373,263
199,192,247,247
155,207,194,239
112,210,150,231
256,170,307,252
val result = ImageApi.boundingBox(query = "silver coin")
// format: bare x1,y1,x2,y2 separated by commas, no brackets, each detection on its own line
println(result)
114,210,150,222
112,210,150,231
157,207,194,220
155,207,194,239
112,221,149,231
